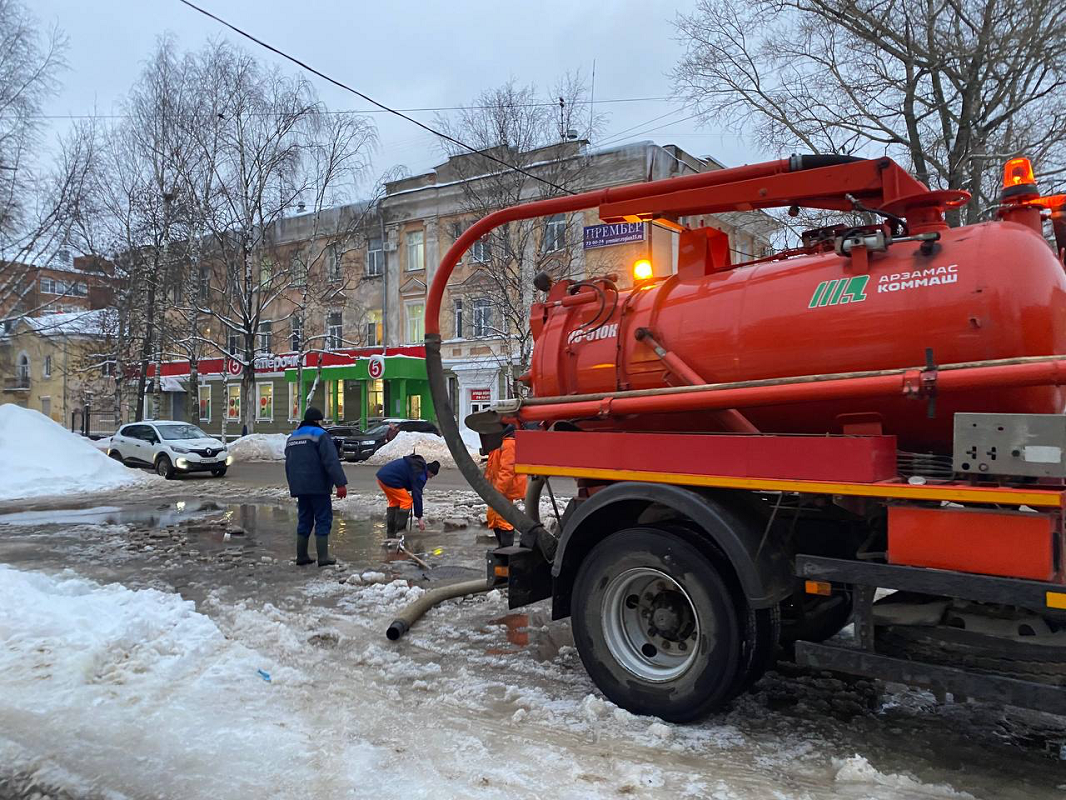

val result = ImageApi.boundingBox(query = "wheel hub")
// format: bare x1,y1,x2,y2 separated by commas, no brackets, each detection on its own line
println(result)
602,567,701,683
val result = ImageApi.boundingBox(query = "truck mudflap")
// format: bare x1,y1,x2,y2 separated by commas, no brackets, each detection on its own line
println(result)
796,555,1066,715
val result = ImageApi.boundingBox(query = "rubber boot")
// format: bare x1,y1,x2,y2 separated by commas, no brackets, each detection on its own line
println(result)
385,506,397,536
296,535,314,566
316,535,336,567
494,528,515,548
394,508,411,533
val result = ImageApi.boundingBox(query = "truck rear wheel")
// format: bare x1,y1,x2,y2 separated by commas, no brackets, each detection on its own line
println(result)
571,527,742,722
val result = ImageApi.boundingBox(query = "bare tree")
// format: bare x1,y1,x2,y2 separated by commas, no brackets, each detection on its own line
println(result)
435,75,606,396
186,45,375,434
673,0,1066,226
0,0,97,325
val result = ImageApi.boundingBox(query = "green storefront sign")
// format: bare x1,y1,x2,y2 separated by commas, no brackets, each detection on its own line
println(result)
286,355,435,431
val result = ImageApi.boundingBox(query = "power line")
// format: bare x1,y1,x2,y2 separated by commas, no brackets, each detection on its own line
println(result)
33,96,673,121
177,0,576,195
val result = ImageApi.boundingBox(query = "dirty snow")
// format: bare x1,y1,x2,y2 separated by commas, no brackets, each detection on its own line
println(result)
227,432,288,461
0,404,151,502
366,430,479,467
833,755,977,797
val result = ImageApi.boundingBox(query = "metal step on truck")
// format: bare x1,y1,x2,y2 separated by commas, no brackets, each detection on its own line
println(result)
422,152,1066,723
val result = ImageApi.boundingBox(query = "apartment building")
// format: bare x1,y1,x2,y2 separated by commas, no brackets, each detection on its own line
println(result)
148,140,777,437
0,251,115,325
0,309,116,425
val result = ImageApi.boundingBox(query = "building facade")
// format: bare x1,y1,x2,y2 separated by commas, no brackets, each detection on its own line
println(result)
0,309,116,426
137,140,777,438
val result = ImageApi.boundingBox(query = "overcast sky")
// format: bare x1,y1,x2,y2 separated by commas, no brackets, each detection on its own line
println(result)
34,0,765,194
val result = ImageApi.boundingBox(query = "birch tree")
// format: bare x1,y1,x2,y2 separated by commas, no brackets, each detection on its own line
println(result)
673,0,1066,226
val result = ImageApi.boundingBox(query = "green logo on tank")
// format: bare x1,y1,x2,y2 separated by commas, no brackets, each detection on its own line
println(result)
807,275,869,309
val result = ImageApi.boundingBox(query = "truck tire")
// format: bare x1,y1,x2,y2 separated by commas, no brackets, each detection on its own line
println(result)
571,527,742,722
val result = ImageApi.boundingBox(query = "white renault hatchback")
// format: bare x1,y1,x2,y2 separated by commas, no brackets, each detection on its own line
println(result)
108,421,232,479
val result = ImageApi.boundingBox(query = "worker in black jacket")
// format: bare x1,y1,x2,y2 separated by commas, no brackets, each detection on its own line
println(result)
376,454,439,535
285,406,348,566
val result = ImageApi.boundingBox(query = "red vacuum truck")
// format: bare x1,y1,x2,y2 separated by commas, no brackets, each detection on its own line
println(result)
423,153,1066,722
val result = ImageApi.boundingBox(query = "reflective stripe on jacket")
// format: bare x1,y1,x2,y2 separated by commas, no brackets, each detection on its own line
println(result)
284,423,348,496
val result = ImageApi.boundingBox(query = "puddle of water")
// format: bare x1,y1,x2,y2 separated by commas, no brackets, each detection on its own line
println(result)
489,613,531,648
201,503,490,576
0,500,222,528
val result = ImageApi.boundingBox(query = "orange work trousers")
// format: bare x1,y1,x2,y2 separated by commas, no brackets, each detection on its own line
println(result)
378,480,413,510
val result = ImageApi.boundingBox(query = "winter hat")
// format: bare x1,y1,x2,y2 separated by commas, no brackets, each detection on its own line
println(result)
427,460,441,475
303,406,325,423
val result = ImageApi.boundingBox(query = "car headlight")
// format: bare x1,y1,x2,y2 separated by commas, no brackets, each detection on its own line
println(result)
175,457,189,469
225,455,234,466
172,446,190,454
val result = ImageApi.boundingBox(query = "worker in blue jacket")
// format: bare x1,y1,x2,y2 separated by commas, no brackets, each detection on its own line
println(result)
285,406,348,566
376,454,440,535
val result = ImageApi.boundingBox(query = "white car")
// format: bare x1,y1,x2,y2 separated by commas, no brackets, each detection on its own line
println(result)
108,421,233,479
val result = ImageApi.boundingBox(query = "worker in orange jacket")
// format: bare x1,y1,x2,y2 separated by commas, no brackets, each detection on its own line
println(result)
485,425,527,548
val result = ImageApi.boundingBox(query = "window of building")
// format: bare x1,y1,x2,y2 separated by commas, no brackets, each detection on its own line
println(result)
257,321,272,354
39,277,55,294
471,237,489,263
326,380,344,421
15,353,29,388
405,230,424,272
198,266,210,300
40,396,51,417
288,382,300,421
72,281,88,297
453,299,463,339
256,383,273,421
168,280,182,304
42,355,52,379
407,394,421,419
367,379,384,418
405,300,424,344
102,361,114,378
226,384,241,420
290,314,303,352
544,214,566,252
472,298,493,338
366,237,384,276
290,252,307,288
450,221,463,241
327,244,343,282
198,385,211,421
366,309,383,346
259,258,273,288
327,311,343,350
227,331,242,357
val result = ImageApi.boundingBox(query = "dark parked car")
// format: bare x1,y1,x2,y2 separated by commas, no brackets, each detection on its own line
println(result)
342,418,440,462
325,424,363,462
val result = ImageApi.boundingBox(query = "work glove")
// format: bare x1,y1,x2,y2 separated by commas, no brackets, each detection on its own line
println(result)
417,517,426,531
336,485,347,499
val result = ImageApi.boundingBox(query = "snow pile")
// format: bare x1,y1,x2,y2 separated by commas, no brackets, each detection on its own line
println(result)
89,436,111,451
365,430,478,467
228,432,287,461
0,404,149,502
834,755,976,798
0,565,579,799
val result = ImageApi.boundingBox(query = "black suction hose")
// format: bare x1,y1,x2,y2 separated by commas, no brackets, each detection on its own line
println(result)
424,334,555,558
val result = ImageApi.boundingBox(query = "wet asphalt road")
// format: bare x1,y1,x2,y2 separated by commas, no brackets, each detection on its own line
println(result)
176,461,475,493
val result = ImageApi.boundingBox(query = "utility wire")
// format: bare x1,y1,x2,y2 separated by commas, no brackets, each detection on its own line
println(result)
177,0,574,195
33,96,671,121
